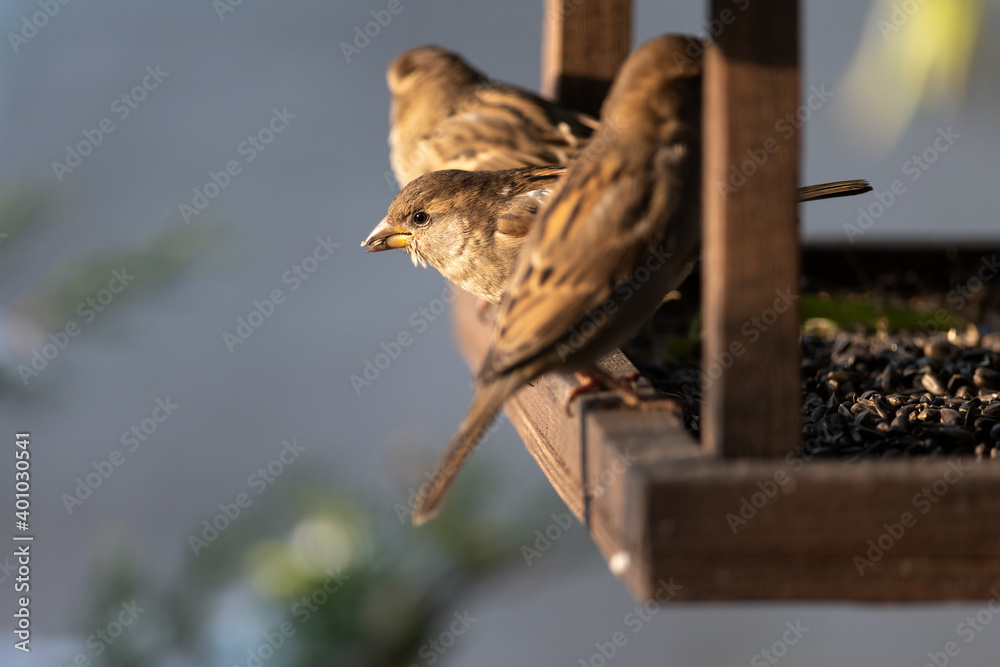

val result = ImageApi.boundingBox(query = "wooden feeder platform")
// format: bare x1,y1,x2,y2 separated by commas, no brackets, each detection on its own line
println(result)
450,0,1000,602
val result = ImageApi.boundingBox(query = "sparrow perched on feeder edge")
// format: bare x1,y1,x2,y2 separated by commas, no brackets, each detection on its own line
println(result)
409,34,705,525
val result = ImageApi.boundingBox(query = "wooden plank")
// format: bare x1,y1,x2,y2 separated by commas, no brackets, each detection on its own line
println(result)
641,461,1000,557
635,462,1000,601
587,406,1000,601
637,556,1000,602
541,0,632,116
703,1,801,458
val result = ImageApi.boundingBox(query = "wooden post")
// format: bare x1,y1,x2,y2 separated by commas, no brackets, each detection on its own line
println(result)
703,1,801,458
541,0,632,116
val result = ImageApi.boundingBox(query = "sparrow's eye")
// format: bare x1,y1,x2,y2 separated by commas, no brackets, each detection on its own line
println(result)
412,211,430,226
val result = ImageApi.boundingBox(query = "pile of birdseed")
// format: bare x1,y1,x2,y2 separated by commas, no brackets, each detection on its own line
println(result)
640,329,1000,459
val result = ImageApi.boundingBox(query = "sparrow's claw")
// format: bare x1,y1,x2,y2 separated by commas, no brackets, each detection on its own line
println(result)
566,369,643,415
566,369,688,418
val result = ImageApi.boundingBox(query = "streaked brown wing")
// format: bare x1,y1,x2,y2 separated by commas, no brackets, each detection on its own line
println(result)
437,148,554,173
495,193,546,238
481,150,657,378
494,166,566,238
503,164,567,190
474,86,596,146
420,88,593,174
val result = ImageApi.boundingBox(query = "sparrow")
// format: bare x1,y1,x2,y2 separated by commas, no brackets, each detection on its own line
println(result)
387,45,599,186
410,34,707,525
363,165,563,302
363,166,871,304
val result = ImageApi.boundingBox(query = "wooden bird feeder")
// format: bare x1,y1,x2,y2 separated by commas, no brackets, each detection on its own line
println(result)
453,0,1000,601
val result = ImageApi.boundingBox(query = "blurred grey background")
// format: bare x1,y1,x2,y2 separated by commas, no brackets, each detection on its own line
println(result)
0,0,998,665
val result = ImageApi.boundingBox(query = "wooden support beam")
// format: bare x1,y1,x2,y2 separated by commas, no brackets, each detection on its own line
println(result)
541,0,632,116
703,1,802,458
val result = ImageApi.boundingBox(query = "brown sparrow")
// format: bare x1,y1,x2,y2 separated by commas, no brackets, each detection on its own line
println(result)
387,45,598,186
409,34,706,525
363,166,870,304
363,165,563,302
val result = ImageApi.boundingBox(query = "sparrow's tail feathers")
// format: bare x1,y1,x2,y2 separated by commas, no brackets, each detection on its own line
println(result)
797,179,872,202
411,375,519,526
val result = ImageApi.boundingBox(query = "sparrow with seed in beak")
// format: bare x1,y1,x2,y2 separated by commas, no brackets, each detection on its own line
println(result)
387,45,598,186
362,165,564,303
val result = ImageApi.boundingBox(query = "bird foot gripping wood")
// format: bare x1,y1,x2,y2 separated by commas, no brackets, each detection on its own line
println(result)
562,368,656,412
566,369,640,414
566,368,688,417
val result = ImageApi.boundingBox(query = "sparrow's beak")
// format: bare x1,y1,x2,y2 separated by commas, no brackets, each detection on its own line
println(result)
361,217,412,253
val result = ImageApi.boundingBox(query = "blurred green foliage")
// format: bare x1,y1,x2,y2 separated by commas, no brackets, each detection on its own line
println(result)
79,472,562,667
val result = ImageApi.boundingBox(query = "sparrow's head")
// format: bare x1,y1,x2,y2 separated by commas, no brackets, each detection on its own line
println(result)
387,46,488,172
602,34,704,141
362,169,482,271
387,46,484,99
